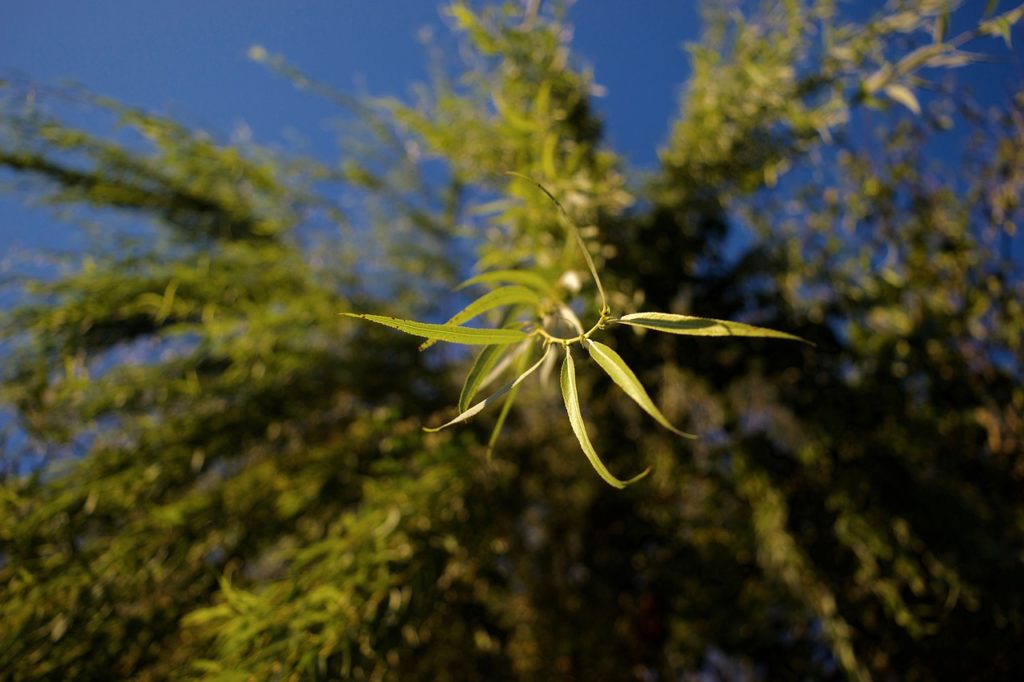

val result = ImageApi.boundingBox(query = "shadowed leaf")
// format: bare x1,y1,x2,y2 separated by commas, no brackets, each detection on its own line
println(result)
460,342,517,412
424,343,551,432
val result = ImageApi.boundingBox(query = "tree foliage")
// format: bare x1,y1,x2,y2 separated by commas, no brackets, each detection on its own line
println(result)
2,1,1023,680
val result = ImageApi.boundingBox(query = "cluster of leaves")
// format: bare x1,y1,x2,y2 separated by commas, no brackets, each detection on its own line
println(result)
343,176,808,487
1,1,1023,680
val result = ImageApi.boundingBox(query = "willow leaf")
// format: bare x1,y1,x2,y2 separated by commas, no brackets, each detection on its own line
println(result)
485,343,534,460
485,387,519,460
585,339,697,439
560,348,650,489
883,83,920,115
341,313,527,345
507,171,609,313
424,343,551,432
615,312,812,345
455,269,553,294
460,342,515,412
419,285,539,351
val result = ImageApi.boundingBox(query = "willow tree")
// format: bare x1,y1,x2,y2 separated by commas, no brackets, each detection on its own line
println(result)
2,2,1022,680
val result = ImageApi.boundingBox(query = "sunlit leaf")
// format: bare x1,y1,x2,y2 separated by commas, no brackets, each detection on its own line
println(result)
538,337,559,388
862,64,893,94
614,312,812,345
507,172,610,313
585,339,697,439
979,6,1023,47
455,269,553,294
933,7,948,43
560,348,650,489
424,343,551,432
340,313,528,345
884,83,920,115
419,285,539,350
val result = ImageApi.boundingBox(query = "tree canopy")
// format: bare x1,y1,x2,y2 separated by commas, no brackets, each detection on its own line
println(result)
2,2,1023,680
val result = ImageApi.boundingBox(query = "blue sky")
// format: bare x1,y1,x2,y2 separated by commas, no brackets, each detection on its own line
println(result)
0,1,696,161
1,1,1021,258
0,1,697,253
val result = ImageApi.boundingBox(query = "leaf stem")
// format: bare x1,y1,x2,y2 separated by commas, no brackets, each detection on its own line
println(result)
530,308,611,347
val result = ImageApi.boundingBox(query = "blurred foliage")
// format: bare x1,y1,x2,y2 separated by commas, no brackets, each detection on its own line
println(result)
1,1,1023,680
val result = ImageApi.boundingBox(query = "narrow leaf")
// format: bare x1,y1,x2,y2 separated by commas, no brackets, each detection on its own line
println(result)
456,269,553,294
538,338,559,388
862,64,892,94
615,312,812,345
485,383,520,461
460,342,515,412
560,348,650,489
485,344,534,460
507,171,610,313
341,313,527,345
479,338,531,389
419,285,538,351
933,7,948,43
424,343,551,432
884,83,921,115
585,339,697,439
980,6,1024,48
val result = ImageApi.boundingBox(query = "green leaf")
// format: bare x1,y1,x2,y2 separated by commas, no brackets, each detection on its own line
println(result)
933,7,948,43
424,343,550,432
614,312,812,345
484,344,535,459
459,342,516,412
507,172,610,313
419,285,539,351
341,313,528,345
484,387,519,460
862,64,893,95
884,84,921,115
585,339,697,439
980,6,1024,48
456,269,553,294
560,348,650,489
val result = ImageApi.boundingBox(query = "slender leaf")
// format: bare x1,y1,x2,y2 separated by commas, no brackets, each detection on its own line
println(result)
455,269,553,294
419,285,539,350
485,386,519,460
341,313,527,345
479,338,531,389
560,348,650,489
507,171,610,313
884,83,920,115
933,7,948,44
424,343,551,432
460,342,516,412
615,312,812,345
538,339,559,388
485,344,535,459
980,5,1024,47
585,339,697,439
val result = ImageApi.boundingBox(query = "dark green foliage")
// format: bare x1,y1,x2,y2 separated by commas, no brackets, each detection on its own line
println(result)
2,2,1023,680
